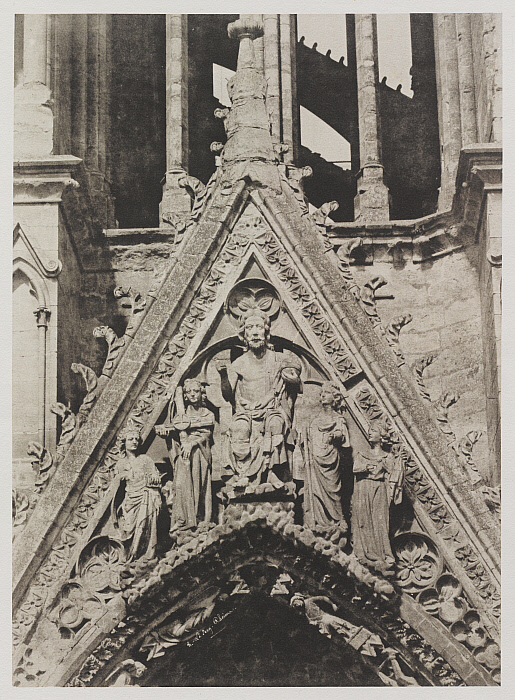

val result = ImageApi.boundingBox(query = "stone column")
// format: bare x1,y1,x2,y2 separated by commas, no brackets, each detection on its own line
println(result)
433,14,462,211
160,14,191,226
456,14,478,147
279,14,299,164
71,15,87,160
254,31,265,75
482,14,502,144
346,15,360,175
23,14,49,85
263,14,281,147
354,14,389,223
14,15,54,158
85,15,114,228
35,307,51,447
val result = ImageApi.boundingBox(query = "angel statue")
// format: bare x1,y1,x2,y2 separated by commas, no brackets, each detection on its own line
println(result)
156,379,215,530
351,422,404,575
112,426,166,561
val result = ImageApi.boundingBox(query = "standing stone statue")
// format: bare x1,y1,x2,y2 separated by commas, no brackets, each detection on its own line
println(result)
156,379,214,530
218,308,302,486
351,423,404,575
113,427,165,561
294,382,350,530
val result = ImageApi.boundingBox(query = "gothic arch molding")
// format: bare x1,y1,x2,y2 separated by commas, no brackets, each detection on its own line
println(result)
36,514,495,687
13,257,50,310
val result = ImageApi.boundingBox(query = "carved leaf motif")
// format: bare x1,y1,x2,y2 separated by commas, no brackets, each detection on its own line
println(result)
93,326,126,375
412,353,436,402
451,611,487,649
50,402,79,464
79,540,127,595
12,488,30,528
473,640,501,670
418,574,467,625
360,276,387,327
114,286,147,336
71,363,98,424
355,386,384,421
12,647,49,687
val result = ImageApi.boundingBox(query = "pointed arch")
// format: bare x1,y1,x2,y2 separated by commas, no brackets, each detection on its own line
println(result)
13,257,50,309
12,257,51,455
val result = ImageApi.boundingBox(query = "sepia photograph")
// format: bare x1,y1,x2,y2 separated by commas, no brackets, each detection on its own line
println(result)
11,7,502,688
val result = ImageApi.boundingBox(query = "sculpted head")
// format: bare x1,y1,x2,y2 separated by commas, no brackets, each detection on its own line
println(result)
183,378,204,407
367,421,391,448
320,381,344,411
290,593,306,610
122,426,141,453
239,308,271,351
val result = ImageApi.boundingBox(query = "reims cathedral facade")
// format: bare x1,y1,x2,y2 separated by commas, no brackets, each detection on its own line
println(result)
13,13,501,686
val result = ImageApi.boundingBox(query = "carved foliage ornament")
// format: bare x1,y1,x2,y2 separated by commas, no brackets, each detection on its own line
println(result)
13,435,123,648
417,572,500,681
13,444,56,537
253,226,360,382
49,538,127,638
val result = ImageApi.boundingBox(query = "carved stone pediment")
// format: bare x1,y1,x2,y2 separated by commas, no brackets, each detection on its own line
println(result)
13,178,500,685
13,23,499,687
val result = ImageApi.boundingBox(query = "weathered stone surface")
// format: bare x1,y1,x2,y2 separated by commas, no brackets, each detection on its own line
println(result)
13,12,501,689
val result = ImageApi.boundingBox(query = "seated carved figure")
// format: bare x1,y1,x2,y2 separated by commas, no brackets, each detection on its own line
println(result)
218,308,302,486
294,381,350,531
113,427,165,561
156,379,215,530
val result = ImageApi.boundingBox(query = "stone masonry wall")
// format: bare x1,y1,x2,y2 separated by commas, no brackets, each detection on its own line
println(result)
57,211,83,418
470,13,502,144
78,236,177,377
352,245,489,481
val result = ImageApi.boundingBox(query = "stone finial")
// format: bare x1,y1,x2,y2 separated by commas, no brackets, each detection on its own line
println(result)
227,17,264,41
217,14,280,191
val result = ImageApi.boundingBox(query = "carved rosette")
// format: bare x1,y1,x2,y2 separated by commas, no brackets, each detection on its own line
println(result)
393,533,442,594
50,538,127,640
53,582,105,635
78,538,127,597
418,574,468,625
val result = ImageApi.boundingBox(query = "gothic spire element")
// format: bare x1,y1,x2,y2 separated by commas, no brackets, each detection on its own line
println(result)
217,17,281,192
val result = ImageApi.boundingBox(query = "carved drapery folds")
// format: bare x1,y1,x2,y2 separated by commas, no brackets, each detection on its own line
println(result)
156,380,215,531
293,381,349,540
111,427,167,562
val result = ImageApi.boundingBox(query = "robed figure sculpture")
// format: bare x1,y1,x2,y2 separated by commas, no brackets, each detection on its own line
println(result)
294,382,350,530
218,308,302,486
112,427,166,561
351,422,404,575
156,379,215,530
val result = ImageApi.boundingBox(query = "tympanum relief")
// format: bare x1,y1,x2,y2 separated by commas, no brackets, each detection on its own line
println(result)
131,278,406,570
